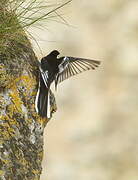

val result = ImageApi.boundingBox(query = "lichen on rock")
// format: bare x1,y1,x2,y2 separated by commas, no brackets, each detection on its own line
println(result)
0,37,57,180
0,2,58,179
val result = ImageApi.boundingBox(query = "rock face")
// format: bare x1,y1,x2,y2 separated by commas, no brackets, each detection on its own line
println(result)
0,39,41,179
0,38,56,179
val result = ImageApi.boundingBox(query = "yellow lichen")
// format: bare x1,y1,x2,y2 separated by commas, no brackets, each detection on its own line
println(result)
10,87,22,113
1,159,10,165
0,115,16,139
0,170,4,176
6,104,15,118
20,75,35,89
37,116,48,125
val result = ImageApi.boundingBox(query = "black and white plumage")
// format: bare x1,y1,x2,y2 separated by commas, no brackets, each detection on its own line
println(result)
35,50,100,118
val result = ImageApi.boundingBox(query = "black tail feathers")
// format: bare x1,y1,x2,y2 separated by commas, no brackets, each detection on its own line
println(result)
35,77,50,118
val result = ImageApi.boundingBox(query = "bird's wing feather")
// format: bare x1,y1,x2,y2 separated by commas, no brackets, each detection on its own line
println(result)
39,66,49,88
56,57,100,86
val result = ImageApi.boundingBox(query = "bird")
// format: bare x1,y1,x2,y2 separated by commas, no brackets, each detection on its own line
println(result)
35,50,101,119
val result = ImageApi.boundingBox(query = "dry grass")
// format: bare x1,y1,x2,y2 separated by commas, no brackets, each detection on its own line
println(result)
0,0,72,55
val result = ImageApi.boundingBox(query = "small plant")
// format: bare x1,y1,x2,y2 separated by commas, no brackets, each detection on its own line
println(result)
0,0,71,55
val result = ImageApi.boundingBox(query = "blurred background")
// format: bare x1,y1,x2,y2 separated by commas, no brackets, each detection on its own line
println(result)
29,0,138,179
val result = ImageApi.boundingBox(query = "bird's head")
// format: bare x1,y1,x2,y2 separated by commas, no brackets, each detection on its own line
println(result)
50,50,60,57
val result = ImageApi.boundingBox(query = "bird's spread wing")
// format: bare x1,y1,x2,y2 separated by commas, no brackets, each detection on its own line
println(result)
55,56,101,89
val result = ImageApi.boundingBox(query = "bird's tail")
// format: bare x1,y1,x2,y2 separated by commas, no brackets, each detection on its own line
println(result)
35,81,51,119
